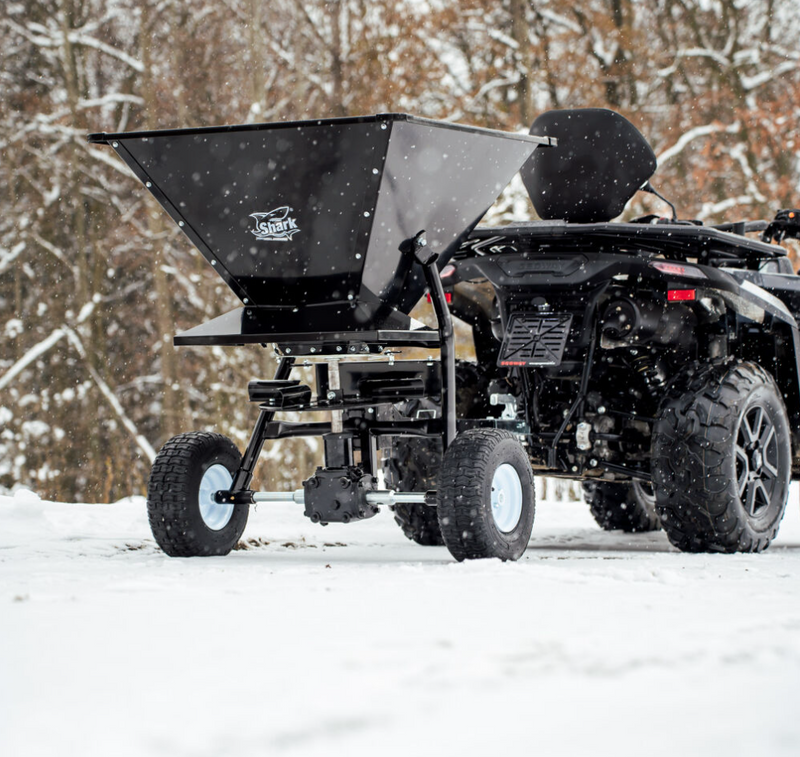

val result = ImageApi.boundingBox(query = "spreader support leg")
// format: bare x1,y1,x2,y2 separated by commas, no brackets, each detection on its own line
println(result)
231,356,295,492
413,233,456,449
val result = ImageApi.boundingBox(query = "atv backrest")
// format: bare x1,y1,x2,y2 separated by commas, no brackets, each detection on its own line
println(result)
520,108,656,223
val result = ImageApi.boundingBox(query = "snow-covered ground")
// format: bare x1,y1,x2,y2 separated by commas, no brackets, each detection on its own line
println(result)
2,485,799,757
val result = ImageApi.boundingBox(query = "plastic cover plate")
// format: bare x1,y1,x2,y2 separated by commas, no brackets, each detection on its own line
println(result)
498,313,573,366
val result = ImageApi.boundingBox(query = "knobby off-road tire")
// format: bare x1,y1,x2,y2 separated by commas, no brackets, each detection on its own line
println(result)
582,480,661,532
437,429,535,561
652,360,790,553
382,360,501,546
147,432,248,557
382,436,444,546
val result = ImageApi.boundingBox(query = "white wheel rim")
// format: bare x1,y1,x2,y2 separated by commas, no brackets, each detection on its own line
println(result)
491,463,523,532
198,464,234,530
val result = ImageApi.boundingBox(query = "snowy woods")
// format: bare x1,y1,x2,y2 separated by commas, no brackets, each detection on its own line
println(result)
2,0,800,501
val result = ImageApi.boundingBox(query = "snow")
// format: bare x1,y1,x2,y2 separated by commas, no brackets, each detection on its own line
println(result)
2,486,800,757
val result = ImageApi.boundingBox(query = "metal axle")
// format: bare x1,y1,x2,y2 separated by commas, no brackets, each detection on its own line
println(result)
219,489,434,507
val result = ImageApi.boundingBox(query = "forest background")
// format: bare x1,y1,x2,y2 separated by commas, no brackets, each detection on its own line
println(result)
1,0,799,502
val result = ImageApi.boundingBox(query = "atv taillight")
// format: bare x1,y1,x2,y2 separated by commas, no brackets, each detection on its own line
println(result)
426,292,452,303
668,289,696,301
650,261,706,279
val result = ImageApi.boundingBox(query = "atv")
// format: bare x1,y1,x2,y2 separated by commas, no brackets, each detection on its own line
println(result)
88,109,800,560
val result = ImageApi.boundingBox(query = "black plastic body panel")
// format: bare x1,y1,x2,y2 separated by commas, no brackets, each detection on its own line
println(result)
731,270,800,320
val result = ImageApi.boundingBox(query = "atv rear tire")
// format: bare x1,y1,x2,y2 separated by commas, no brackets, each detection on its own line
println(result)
582,480,660,532
652,361,790,553
382,360,501,546
382,436,444,546
147,432,248,557
437,429,535,561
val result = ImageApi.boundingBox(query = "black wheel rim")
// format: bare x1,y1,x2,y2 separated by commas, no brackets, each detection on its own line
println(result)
735,404,780,517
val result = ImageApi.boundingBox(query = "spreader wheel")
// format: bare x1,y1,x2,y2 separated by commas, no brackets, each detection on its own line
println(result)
147,432,248,557
381,360,504,546
437,429,535,561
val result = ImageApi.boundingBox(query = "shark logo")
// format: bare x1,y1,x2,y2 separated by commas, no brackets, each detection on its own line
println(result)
249,206,300,242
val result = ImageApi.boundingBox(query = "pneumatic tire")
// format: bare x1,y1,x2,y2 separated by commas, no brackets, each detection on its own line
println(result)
381,360,503,546
582,480,661,532
147,432,248,557
437,429,535,561
652,361,790,553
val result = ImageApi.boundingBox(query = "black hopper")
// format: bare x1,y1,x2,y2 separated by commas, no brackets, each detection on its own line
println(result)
520,108,657,223
89,114,551,346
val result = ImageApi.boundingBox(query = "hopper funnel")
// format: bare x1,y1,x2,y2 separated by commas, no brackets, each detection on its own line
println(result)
89,113,552,344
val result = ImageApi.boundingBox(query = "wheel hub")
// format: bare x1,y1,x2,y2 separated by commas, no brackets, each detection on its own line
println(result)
199,464,235,530
490,463,523,533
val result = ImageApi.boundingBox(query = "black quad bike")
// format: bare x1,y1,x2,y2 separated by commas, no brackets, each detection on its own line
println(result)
89,109,800,560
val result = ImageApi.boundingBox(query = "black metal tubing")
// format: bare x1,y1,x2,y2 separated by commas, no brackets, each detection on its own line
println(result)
262,419,439,440
421,255,457,448
258,395,431,415
232,356,295,491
